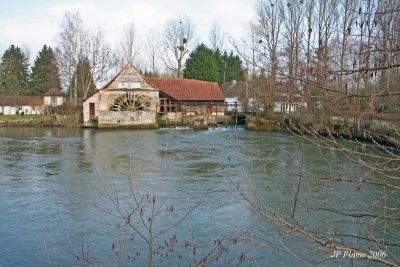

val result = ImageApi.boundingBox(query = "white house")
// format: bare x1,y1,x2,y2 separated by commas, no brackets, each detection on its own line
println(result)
0,88,65,115
43,88,65,106
0,96,43,115
272,93,307,113
224,96,243,112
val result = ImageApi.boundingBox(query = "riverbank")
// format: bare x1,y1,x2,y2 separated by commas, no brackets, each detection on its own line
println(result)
0,114,81,127
2,113,398,148
246,113,400,148
0,114,236,129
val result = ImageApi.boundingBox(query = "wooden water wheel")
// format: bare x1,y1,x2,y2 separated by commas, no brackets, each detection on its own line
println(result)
111,93,151,111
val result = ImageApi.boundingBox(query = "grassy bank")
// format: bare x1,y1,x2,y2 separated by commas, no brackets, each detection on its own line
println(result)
0,114,51,120
0,114,81,127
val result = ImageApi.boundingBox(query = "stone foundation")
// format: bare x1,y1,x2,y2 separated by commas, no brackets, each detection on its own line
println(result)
98,111,157,128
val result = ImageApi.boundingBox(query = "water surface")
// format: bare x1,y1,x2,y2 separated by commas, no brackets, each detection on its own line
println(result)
0,126,396,266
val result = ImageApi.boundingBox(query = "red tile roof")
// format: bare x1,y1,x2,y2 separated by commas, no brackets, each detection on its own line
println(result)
44,88,64,96
147,78,225,101
0,96,43,106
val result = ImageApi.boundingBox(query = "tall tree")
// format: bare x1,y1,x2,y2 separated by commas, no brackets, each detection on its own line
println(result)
185,44,245,84
376,0,400,94
56,12,112,100
29,45,61,95
145,29,161,76
222,51,245,82
335,0,358,94
83,27,113,98
56,11,87,103
208,22,225,51
253,0,284,81
115,22,141,68
0,45,29,96
185,44,221,83
162,16,196,78
283,0,305,82
69,57,96,97
21,44,31,68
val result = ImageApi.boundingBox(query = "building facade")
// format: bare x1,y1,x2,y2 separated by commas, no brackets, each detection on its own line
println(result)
43,88,65,106
82,64,159,128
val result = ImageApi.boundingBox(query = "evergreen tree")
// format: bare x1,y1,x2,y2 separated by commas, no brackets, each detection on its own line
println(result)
184,44,245,84
214,48,225,83
0,45,29,96
69,58,96,98
222,51,245,82
29,45,61,95
184,44,222,83
144,70,159,77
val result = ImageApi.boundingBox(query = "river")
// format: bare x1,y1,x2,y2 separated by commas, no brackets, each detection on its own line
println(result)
0,126,398,266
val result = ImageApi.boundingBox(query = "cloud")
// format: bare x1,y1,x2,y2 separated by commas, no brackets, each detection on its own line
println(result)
0,0,255,62
0,9,59,55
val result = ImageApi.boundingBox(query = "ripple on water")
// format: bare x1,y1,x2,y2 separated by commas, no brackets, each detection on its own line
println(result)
0,127,394,266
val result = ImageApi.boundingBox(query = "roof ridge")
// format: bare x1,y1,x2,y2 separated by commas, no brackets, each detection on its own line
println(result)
149,77,219,85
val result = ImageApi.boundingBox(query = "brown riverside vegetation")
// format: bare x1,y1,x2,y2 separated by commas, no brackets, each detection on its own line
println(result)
246,113,400,148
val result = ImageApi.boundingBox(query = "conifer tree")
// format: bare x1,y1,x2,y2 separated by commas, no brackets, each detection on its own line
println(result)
69,58,96,97
222,51,245,82
184,44,245,84
0,45,29,96
185,44,221,83
29,45,61,95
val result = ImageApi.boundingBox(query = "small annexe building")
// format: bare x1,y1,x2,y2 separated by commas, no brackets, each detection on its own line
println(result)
148,77,225,122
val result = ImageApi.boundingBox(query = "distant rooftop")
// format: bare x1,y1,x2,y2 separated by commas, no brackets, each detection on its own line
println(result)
0,96,43,106
44,88,64,96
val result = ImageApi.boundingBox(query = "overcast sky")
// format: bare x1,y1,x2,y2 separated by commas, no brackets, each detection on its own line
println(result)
0,0,256,60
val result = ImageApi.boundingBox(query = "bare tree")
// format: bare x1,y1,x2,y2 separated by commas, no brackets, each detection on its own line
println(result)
283,0,305,83
161,16,195,78
208,21,225,51
253,0,284,81
335,0,358,93
234,0,400,116
145,29,161,76
115,22,141,69
224,124,400,266
92,148,244,267
56,12,113,100
82,28,113,98
225,3,400,264
56,11,87,103
21,44,31,67
104,182,203,266
376,0,400,96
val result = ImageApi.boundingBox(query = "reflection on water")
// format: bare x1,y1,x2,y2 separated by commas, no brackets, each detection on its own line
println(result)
0,126,395,266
